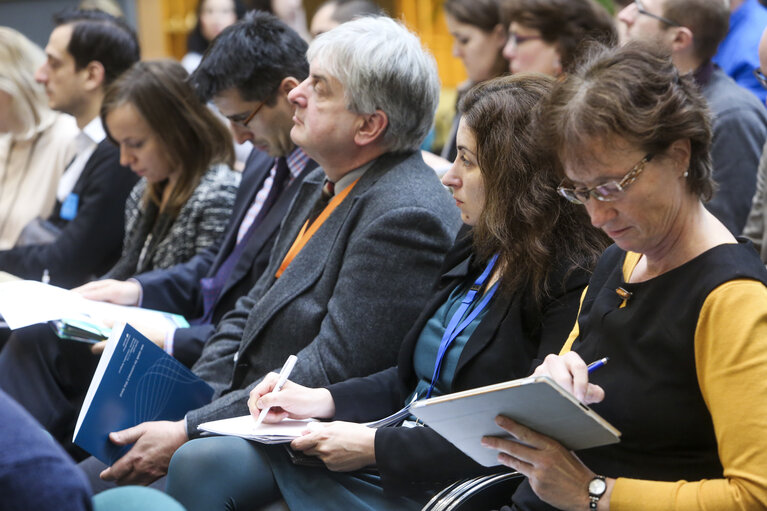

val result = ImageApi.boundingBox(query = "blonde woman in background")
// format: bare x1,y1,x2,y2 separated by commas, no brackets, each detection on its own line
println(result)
0,27,78,249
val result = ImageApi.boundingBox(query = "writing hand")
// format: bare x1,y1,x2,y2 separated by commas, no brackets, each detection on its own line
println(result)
247,372,335,423
532,352,605,404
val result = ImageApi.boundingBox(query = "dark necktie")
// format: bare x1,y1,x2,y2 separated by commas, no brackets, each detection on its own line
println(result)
306,179,335,224
194,157,291,325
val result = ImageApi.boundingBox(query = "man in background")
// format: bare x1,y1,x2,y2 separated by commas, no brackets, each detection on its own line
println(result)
0,9,138,288
619,0,767,234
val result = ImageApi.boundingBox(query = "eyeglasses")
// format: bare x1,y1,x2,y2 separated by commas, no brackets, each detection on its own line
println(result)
754,68,767,90
557,154,654,204
507,32,543,47
633,0,681,27
231,100,265,128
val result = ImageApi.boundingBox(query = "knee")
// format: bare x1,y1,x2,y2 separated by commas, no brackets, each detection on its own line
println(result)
168,437,250,488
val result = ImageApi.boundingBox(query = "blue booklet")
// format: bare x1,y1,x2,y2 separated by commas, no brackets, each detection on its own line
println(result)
73,323,214,465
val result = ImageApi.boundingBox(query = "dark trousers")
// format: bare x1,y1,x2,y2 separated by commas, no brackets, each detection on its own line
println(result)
0,324,100,459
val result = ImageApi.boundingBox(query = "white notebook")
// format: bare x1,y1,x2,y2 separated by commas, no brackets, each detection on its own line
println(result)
410,376,621,467
198,415,316,444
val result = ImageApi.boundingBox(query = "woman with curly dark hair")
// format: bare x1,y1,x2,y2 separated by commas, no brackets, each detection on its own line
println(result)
164,73,609,510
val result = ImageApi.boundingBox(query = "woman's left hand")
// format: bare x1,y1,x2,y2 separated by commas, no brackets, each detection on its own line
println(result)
482,415,613,511
290,421,376,472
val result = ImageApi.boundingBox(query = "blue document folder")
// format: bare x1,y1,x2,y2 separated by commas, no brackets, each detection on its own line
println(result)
73,323,214,465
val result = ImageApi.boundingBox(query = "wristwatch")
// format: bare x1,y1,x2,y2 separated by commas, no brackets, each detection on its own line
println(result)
588,475,606,510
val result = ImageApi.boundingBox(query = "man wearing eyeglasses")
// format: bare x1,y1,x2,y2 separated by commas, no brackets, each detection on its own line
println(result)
77,14,459,491
0,11,319,458
619,0,767,236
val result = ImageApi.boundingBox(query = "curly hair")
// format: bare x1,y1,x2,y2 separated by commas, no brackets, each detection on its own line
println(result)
461,74,609,301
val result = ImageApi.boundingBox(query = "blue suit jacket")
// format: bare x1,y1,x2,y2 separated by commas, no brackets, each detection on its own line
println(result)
136,150,318,367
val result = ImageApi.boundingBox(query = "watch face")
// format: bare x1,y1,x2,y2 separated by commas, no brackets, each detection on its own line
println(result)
589,477,607,495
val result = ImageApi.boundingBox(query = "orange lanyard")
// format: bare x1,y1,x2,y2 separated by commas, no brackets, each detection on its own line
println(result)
275,178,360,278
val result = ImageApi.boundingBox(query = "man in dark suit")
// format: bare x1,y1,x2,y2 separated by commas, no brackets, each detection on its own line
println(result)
0,9,139,288
0,11,317,459
76,14,318,367
84,13,460,489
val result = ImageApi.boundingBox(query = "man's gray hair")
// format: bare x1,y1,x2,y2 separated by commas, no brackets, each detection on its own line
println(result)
307,16,440,153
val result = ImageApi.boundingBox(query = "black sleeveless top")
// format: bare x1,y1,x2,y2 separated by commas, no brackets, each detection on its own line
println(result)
512,241,767,511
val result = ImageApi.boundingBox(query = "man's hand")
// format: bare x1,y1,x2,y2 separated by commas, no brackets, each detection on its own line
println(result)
99,420,188,486
73,279,141,306
89,316,170,355
290,421,376,472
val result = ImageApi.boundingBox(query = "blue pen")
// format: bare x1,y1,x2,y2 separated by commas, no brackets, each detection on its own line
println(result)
587,357,609,373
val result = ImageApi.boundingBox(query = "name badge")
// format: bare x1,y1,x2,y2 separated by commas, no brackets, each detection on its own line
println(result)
60,193,79,221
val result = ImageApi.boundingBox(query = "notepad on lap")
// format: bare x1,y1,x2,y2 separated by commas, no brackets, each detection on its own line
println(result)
410,376,621,467
198,415,316,444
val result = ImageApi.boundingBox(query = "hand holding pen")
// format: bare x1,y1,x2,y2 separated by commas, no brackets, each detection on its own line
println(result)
252,355,297,429
246,356,338,425
533,352,607,404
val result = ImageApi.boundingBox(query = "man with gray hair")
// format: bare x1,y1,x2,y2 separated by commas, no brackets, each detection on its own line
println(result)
619,0,767,234
83,15,460,489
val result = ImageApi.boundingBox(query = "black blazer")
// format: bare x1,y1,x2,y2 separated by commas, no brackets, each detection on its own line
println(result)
137,150,318,367
0,140,137,288
328,226,591,497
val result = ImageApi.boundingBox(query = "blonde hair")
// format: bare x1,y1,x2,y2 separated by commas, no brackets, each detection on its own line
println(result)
0,27,49,139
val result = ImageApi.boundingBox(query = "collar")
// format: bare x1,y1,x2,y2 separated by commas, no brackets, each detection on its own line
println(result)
285,146,312,180
693,60,715,88
331,159,374,195
81,116,106,145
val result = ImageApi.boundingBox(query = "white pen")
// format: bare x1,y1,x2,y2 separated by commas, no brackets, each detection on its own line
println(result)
253,354,298,429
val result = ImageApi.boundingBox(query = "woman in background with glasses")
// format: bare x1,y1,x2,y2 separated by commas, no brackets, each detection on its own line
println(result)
502,0,616,77
488,41,767,511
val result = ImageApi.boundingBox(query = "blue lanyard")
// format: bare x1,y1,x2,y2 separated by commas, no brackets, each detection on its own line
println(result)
425,254,499,398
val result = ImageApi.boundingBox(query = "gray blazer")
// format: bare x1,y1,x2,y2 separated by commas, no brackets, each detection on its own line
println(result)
186,151,461,433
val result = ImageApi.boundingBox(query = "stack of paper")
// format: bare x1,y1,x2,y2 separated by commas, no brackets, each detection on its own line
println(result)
198,415,316,444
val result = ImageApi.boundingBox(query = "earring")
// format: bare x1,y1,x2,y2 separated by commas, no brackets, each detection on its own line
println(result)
683,170,689,178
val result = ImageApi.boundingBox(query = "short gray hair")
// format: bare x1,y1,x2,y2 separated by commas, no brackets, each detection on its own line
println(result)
307,16,440,153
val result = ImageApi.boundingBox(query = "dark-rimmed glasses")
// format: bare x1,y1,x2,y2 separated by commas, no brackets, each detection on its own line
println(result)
507,33,543,47
231,100,265,128
634,0,681,27
557,154,654,204
754,68,767,90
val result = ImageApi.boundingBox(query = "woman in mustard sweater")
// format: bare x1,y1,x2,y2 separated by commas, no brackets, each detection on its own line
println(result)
487,42,767,511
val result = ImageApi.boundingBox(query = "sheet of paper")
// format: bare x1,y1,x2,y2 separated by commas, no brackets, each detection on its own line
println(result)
198,415,316,444
0,280,187,330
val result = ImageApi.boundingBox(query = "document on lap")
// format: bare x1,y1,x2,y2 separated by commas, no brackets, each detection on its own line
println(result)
198,398,418,444
410,376,622,467
0,280,187,341
198,415,317,444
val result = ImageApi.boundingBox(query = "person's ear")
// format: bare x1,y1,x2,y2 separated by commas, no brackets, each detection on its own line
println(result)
279,76,301,97
668,138,692,174
82,61,106,92
354,110,388,147
669,26,694,54
491,23,508,50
